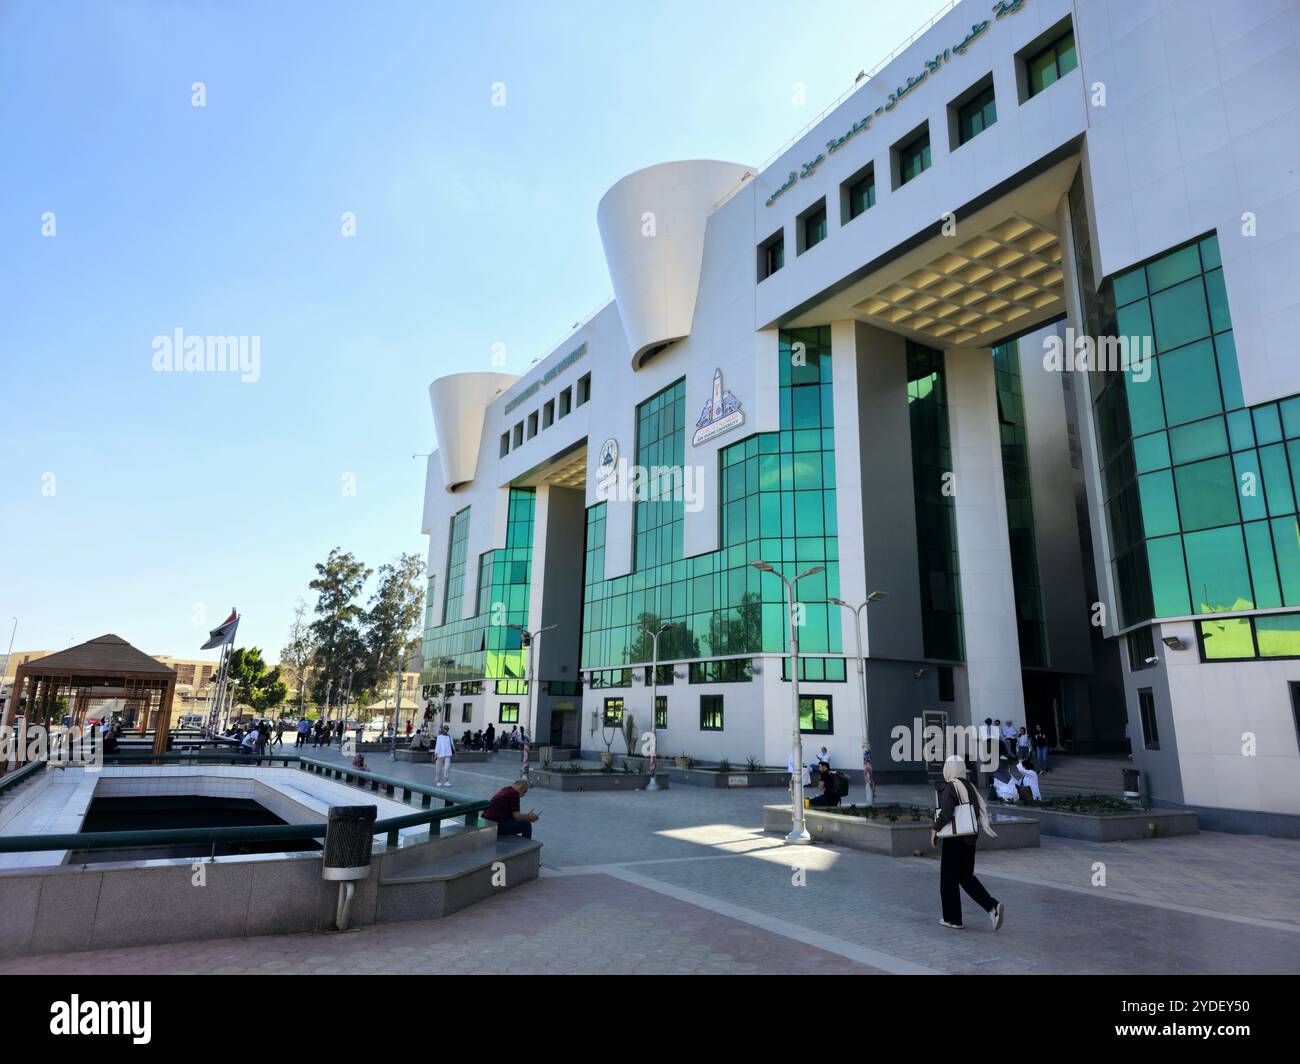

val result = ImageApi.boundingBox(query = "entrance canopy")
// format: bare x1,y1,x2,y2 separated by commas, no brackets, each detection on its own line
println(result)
1,634,177,757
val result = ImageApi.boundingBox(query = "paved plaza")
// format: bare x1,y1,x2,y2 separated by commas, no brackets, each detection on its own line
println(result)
2,750,1297,974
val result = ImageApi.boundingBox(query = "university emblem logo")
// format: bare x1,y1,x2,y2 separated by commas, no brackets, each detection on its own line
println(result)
692,369,745,446
597,437,619,482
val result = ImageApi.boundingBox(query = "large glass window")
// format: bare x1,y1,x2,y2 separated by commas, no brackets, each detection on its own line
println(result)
602,697,624,726
847,169,875,221
1087,232,1300,627
994,343,1047,667
442,508,471,623
898,130,931,186
1137,688,1159,750
909,342,963,660
580,329,842,677
499,703,519,724
799,695,833,734
422,490,535,686
699,695,724,731
1026,29,1077,98
957,85,997,145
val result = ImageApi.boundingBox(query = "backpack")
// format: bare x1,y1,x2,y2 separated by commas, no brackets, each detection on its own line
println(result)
832,771,849,798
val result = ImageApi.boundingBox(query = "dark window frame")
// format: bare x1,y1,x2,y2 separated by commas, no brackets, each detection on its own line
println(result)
841,163,876,224
499,702,520,724
796,199,828,255
798,694,834,734
699,694,724,731
1137,688,1159,750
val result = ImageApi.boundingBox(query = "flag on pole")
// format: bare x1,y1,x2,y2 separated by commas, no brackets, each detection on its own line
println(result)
863,744,876,797
201,609,239,650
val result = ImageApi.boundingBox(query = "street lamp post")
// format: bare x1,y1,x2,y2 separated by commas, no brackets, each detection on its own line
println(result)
389,669,403,761
639,623,670,792
827,592,888,806
1,617,16,721
751,560,825,845
507,623,556,779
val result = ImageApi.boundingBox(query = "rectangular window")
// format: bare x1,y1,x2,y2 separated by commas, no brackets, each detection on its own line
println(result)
844,165,876,222
758,229,784,280
499,702,520,724
442,508,471,623
938,665,954,702
700,694,724,731
500,432,510,457
897,129,931,187
559,387,572,418
542,400,554,429
603,697,624,726
1127,626,1157,671
512,422,524,448
577,374,591,406
1137,688,1159,750
799,695,833,734
798,200,827,254
643,664,674,686
957,84,997,145
1026,28,1077,98
1290,683,1300,755
654,695,667,729
688,658,753,683
461,703,472,723
527,411,538,439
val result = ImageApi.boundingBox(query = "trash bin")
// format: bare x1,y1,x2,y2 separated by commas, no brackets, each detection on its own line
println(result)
1122,768,1142,805
322,805,377,931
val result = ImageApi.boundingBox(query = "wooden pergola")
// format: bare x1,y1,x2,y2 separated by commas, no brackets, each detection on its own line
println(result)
1,634,177,761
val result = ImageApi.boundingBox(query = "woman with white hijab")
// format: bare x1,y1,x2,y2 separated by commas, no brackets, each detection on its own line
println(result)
930,755,1005,930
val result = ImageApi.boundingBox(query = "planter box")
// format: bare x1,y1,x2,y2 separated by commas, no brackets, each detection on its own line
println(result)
762,805,1040,857
1019,806,1198,841
394,749,432,763
530,770,669,792
670,767,791,789
451,751,494,763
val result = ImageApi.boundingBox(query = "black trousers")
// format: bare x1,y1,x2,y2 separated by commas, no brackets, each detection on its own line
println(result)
939,836,997,925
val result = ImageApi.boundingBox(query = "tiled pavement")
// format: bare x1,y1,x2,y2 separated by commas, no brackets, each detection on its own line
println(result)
2,749,1296,973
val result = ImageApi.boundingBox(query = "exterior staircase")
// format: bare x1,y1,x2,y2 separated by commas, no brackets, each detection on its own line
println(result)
1036,754,1131,799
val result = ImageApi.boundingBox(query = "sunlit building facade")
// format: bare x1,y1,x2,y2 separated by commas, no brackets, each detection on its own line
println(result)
420,0,1300,834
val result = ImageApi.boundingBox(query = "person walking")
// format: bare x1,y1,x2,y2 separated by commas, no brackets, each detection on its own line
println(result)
434,724,455,786
931,755,1004,931
296,717,312,748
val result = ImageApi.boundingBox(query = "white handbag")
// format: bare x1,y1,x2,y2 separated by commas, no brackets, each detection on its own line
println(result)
936,779,979,838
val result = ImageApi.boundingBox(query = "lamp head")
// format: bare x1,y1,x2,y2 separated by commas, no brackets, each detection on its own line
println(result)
750,561,774,573
866,590,888,603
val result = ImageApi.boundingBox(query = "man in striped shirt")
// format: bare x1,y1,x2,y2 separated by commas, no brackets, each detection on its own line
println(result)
483,779,539,839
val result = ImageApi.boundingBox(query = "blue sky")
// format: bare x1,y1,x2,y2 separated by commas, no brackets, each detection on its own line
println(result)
0,0,947,661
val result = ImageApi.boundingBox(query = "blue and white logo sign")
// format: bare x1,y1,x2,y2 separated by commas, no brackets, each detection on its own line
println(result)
597,437,619,482
692,369,745,446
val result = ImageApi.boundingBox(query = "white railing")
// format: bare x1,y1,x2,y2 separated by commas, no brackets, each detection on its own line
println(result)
711,0,960,211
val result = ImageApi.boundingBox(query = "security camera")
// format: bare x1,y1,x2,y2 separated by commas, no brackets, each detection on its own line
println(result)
913,668,928,679
1144,656,1159,666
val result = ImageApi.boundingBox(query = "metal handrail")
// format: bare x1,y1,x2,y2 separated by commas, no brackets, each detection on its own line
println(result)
0,758,45,796
0,751,488,855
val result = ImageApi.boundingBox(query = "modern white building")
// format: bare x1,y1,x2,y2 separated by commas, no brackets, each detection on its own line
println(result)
419,0,1300,835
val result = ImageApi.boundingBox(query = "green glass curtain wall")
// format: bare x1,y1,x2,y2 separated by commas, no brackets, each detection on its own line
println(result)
581,328,844,677
1088,231,1300,627
421,488,536,685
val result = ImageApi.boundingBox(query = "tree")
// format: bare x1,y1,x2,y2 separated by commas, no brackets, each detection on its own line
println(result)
279,598,317,714
226,647,288,717
308,547,372,706
364,553,426,688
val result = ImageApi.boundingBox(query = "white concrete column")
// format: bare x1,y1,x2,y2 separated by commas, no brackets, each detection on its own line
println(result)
946,347,1025,727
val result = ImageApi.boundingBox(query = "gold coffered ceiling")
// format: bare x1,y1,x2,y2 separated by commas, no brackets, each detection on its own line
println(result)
853,215,1064,347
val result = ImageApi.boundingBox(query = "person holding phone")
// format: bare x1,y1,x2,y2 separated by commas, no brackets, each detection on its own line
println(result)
483,779,540,839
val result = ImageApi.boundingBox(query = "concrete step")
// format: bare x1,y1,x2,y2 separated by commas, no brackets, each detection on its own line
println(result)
1036,756,1131,797
376,835,541,921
